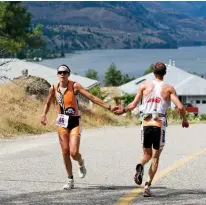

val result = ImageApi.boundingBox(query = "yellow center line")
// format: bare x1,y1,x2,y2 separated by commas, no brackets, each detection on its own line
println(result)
115,148,206,205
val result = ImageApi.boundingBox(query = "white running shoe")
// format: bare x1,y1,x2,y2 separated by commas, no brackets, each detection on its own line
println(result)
63,178,74,190
143,182,154,197
78,159,87,178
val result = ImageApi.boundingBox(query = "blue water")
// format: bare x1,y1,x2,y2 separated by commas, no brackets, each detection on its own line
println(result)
39,46,206,81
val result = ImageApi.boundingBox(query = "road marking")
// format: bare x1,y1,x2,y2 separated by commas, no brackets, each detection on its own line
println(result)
115,148,206,205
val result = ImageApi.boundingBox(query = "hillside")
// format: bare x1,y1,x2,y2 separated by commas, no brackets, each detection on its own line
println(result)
23,1,206,51
141,2,206,17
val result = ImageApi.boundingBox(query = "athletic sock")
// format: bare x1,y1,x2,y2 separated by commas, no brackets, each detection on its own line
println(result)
145,181,151,187
68,175,73,179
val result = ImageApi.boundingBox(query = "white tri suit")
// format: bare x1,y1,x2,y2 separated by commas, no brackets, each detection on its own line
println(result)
140,80,169,150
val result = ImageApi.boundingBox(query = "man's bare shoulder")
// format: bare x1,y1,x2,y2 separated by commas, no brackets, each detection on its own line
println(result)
162,82,175,92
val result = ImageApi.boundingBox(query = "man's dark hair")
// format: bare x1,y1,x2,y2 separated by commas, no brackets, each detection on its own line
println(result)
153,62,167,77
57,64,71,74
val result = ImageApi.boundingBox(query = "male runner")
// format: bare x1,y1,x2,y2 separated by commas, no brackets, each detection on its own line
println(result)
113,62,189,197
40,64,112,190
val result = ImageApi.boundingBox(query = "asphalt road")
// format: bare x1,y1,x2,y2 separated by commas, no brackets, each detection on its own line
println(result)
0,124,205,205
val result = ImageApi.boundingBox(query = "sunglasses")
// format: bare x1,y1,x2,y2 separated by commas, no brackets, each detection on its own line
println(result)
57,71,69,75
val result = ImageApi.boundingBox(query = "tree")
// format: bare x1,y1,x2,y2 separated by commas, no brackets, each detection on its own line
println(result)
85,69,99,80
104,63,136,86
104,63,122,86
142,64,153,76
121,73,135,84
0,2,42,54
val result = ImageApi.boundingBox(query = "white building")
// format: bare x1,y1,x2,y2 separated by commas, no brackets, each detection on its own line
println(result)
0,59,100,106
0,58,100,89
119,63,206,114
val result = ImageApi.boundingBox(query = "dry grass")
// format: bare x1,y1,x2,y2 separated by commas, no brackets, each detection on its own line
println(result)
81,105,138,129
0,83,56,137
2,83,202,138
0,83,138,138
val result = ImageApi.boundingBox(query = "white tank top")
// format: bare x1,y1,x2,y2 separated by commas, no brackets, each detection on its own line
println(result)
141,80,169,114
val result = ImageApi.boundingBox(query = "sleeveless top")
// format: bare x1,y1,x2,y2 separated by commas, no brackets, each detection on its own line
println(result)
141,80,169,115
53,81,81,116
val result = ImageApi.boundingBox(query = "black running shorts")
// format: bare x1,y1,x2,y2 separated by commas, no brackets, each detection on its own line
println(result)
141,118,166,150
141,126,163,150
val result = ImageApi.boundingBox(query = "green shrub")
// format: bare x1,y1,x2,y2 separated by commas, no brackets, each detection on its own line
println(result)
187,113,201,123
120,93,136,105
200,114,206,121
88,86,107,100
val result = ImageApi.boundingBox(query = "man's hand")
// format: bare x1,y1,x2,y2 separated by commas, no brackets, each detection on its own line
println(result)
40,114,48,125
110,106,119,112
112,106,125,115
182,119,189,128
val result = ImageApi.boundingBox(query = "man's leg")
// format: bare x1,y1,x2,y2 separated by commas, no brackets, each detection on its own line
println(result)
140,125,153,165
143,148,163,197
147,148,163,184
134,148,152,185
147,121,165,185
134,125,153,185
143,119,166,196
140,148,152,165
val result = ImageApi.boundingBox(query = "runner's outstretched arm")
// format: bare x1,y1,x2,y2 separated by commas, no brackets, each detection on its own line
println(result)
41,86,54,125
74,82,112,111
124,85,144,111
113,85,144,115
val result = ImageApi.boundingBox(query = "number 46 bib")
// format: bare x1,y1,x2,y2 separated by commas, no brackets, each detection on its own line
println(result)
56,114,69,128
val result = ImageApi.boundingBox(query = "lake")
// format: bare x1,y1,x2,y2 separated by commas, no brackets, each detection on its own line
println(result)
39,46,206,81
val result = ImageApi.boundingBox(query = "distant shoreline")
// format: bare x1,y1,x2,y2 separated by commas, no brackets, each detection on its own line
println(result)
25,45,206,63
41,45,206,61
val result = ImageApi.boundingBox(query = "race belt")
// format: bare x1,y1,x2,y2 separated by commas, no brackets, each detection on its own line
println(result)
141,113,166,120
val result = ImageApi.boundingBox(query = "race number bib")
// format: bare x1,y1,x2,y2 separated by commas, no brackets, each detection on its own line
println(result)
56,114,69,128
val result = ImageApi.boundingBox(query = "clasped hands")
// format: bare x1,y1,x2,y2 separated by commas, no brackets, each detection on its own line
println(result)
110,105,126,115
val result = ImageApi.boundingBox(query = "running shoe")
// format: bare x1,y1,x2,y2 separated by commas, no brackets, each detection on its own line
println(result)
134,163,144,185
78,159,87,178
63,178,74,190
143,182,154,197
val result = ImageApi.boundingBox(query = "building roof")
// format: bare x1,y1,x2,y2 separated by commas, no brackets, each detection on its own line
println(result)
0,59,100,89
119,65,206,96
